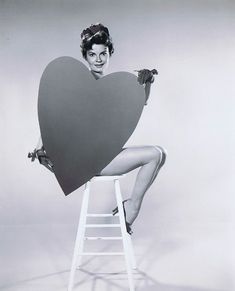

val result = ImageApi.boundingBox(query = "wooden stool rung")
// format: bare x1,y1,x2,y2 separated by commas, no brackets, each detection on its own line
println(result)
84,236,122,240
81,252,124,256
85,223,120,228
86,213,118,217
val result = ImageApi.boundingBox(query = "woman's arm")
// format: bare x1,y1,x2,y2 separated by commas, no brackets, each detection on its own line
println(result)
28,136,54,172
144,81,152,105
136,69,157,105
36,136,43,150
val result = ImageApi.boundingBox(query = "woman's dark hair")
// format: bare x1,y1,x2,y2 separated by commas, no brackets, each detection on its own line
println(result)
80,23,114,59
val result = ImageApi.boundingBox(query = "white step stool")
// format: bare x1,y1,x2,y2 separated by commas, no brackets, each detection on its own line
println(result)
68,175,136,291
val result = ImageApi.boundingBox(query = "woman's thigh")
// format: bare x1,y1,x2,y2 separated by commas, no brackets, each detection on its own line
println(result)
99,145,161,176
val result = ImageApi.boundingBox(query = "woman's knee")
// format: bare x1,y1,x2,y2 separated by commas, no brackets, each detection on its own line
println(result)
153,145,167,166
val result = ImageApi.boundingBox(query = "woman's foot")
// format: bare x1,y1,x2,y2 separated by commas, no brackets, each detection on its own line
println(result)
112,198,141,233
121,198,140,225
112,199,133,235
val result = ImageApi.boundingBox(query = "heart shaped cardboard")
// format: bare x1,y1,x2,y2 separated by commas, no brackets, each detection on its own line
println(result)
38,57,145,195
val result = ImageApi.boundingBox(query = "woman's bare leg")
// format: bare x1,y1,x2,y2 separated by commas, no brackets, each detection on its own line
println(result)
99,146,166,225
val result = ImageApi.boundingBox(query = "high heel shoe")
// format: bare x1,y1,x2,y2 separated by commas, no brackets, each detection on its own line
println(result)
112,199,133,235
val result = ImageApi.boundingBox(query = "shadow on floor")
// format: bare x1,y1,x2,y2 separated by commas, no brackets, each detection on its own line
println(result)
0,268,224,291
75,268,224,291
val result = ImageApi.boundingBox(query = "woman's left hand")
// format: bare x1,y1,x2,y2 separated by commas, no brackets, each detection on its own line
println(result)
135,69,158,85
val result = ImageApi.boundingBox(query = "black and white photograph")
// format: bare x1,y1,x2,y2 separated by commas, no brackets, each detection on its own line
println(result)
0,1,234,290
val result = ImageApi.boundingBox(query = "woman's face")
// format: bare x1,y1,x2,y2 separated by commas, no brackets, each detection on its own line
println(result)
86,44,110,75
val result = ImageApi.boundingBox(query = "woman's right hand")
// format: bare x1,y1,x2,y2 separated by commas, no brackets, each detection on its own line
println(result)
28,146,54,173
36,147,54,173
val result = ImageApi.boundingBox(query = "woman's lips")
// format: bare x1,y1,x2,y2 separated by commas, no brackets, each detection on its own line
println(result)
95,64,103,68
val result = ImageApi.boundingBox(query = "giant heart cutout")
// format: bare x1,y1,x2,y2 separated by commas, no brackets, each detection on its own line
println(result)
38,57,145,195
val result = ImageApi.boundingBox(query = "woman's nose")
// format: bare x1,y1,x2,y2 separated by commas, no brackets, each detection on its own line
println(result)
96,55,102,63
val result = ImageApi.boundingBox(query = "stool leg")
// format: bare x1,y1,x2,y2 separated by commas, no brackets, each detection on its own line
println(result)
126,234,137,270
68,182,91,291
76,182,91,269
113,180,136,270
114,179,135,291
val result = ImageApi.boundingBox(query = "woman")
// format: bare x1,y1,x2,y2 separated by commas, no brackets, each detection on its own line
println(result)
30,23,167,234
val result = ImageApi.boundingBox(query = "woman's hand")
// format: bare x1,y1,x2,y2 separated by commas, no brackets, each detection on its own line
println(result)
135,68,158,105
135,69,158,85
28,146,54,173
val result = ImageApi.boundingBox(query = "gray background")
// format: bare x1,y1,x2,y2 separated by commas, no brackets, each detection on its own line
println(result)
0,1,235,290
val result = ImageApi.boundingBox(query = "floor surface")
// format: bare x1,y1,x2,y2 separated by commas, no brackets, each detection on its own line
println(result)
0,222,233,291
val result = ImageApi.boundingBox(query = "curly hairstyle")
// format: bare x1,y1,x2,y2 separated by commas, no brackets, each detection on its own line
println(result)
80,23,114,59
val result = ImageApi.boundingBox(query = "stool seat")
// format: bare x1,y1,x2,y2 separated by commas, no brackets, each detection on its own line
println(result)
92,174,126,181
68,175,136,291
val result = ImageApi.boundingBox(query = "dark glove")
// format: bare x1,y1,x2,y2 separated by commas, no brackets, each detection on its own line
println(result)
28,146,54,173
28,149,37,161
135,69,158,85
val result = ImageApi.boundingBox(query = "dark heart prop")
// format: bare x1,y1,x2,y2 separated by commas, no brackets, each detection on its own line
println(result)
38,57,145,195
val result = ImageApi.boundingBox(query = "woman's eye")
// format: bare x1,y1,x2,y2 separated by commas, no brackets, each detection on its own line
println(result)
102,52,107,55
88,53,95,57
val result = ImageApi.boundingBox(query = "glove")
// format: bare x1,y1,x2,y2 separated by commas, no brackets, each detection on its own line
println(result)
28,146,54,173
135,69,158,85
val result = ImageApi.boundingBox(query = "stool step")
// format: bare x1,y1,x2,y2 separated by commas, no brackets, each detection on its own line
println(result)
85,236,122,240
87,213,119,217
81,252,124,256
85,224,121,228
